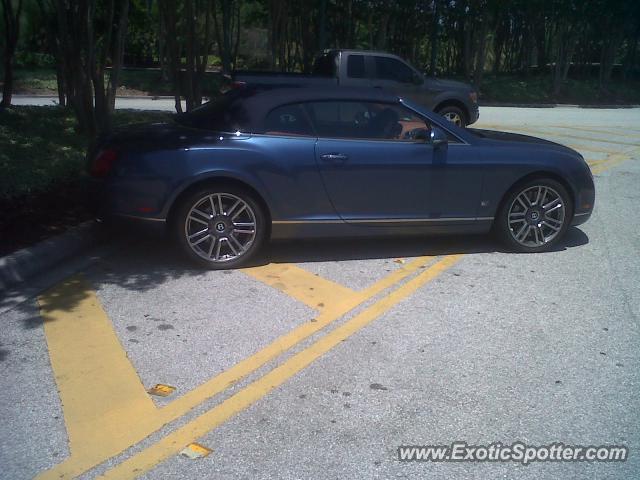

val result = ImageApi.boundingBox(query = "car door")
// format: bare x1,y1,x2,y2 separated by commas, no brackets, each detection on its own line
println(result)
339,53,373,87
307,100,483,224
370,55,432,107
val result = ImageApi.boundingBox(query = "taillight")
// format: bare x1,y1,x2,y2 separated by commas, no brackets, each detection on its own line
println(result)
90,149,118,177
231,81,246,89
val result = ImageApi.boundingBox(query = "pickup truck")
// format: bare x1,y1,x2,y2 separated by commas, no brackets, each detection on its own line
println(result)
232,49,479,127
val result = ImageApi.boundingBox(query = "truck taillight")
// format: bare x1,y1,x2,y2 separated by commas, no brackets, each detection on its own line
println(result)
90,149,118,177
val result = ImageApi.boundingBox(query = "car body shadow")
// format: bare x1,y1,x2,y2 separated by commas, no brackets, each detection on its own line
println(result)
248,227,590,266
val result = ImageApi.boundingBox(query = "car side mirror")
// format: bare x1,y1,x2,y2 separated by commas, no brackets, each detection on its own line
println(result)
430,127,448,149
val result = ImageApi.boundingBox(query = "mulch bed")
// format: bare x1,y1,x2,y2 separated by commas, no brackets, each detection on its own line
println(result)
0,181,93,256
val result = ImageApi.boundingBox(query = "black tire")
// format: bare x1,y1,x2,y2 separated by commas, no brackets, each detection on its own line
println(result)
436,105,467,128
495,178,573,253
173,184,267,269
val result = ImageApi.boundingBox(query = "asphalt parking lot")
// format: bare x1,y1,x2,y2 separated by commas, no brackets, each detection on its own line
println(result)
1,106,639,480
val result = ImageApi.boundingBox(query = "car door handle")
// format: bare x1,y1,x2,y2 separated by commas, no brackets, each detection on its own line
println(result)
320,153,348,163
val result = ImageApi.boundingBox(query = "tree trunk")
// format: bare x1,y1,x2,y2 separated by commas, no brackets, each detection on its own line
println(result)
429,0,439,75
473,17,489,88
0,0,23,107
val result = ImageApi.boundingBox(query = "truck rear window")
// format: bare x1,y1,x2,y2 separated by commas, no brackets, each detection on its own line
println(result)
312,53,337,77
347,55,365,78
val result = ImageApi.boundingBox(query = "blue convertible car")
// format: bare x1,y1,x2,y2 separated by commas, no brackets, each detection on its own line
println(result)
89,87,594,268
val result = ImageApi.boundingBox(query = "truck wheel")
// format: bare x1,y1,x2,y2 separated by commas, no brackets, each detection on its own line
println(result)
437,106,467,127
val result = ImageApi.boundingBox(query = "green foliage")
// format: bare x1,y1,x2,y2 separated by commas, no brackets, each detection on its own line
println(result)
480,75,640,104
0,106,169,200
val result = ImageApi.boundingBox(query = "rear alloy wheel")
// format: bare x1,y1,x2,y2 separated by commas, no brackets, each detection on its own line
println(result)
437,105,467,128
175,186,266,268
497,179,572,253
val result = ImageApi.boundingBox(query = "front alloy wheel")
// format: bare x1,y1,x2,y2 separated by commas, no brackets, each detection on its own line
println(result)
176,187,265,268
497,179,572,252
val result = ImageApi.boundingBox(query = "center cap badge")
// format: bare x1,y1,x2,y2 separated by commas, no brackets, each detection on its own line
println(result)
215,222,226,232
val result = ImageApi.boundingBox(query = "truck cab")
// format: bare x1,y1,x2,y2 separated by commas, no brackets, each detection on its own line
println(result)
313,50,479,127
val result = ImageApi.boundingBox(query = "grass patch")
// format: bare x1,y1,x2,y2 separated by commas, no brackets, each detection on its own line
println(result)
480,75,640,104
6,67,225,97
0,106,169,200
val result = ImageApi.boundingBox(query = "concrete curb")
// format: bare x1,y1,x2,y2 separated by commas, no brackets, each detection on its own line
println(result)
0,220,103,292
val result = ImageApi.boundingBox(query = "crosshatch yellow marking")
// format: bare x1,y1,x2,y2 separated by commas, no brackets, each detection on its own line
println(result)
37,277,165,479
479,124,640,139
37,256,437,479
481,125,640,147
99,255,463,479
243,263,358,309
158,255,437,421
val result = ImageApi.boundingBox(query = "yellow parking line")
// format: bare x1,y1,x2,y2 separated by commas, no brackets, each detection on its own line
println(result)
158,255,436,420
37,256,437,479
549,125,640,138
480,124,640,139
37,277,164,479
591,152,634,175
99,255,463,479
567,143,623,155
243,263,358,310
496,125,640,147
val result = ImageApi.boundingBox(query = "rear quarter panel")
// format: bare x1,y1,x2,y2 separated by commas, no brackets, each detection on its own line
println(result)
109,135,335,222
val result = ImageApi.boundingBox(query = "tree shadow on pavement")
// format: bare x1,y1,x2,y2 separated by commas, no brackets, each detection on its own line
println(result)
4,226,588,329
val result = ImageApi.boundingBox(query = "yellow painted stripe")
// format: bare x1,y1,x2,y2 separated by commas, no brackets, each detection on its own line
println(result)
38,256,436,480
37,277,163,479
567,143,625,155
100,254,463,479
493,125,640,147
479,124,640,139
548,125,640,139
158,255,436,420
591,153,630,175
243,263,357,310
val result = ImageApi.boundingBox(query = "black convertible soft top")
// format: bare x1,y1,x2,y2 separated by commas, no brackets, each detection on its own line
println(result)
178,86,401,133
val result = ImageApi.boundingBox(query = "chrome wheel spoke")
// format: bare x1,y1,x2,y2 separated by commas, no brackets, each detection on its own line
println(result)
192,208,211,220
544,215,563,226
515,224,529,241
533,226,543,245
226,199,242,218
208,195,217,215
545,203,562,214
225,237,239,255
188,228,209,240
190,234,211,247
542,220,560,232
207,236,217,258
231,205,247,220
516,194,531,209
227,234,245,252
217,194,224,215
188,215,209,226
